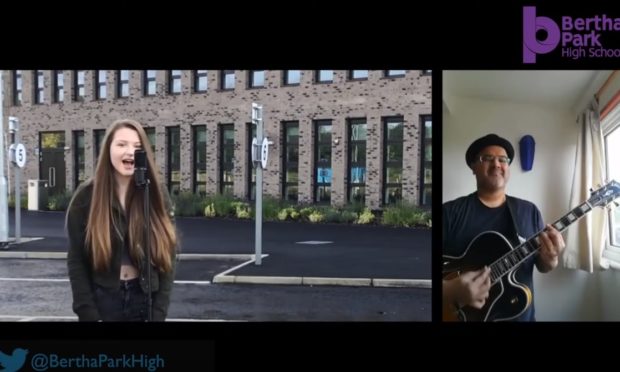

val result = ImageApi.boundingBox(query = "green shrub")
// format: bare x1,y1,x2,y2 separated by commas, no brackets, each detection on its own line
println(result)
277,209,289,221
381,202,431,227
289,209,300,220
232,201,252,219
308,210,324,223
47,191,73,211
173,192,206,216
8,195,28,209
262,196,285,221
204,203,216,217
211,194,236,217
324,208,341,223
356,208,375,224
343,201,366,215
340,210,358,223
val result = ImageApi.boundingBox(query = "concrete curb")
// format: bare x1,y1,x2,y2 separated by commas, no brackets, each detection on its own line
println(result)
213,274,431,288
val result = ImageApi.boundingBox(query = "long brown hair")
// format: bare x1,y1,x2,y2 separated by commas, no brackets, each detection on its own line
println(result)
85,119,176,272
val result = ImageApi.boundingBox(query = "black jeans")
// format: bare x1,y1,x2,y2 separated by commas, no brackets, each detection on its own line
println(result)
94,278,148,321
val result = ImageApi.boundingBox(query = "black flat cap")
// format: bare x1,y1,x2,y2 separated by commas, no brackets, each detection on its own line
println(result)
465,134,514,167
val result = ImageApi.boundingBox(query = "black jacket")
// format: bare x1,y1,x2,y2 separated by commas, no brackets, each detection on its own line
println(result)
66,180,177,321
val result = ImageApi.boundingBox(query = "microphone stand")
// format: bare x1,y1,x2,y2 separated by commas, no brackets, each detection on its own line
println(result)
143,178,152,322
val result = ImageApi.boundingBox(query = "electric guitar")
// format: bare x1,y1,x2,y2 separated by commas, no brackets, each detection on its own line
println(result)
443,180,620,321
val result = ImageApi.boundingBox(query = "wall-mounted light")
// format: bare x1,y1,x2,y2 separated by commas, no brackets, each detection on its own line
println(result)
519,135,535,171
333,138,340,145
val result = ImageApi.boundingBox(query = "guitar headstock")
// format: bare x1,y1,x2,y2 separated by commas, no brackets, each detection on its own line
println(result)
589,180,620,209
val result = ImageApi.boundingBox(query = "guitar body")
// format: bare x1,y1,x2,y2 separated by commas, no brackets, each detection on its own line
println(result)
443,231,532,321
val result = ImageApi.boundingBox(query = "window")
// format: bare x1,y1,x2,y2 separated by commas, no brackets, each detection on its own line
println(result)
315,70,333,83
220,124,235,195
420,115,432,207
349,70,368,80
34,70,44,104
283,121,299,202
40,132,66,149
54,70,64,103
422,70,432,76
249,70,265,88
385,70,406,77
169,70,182,94
13,70,22,106
348,119,367,204
74,70,85,102
94,129,106,165
603,104,620,264
221,70,235,90
383,117,404,205
315,120,332,203
167,127,181,195
194,70,208,93
247,124,256,200
144,70,157,96
73,130,85,188
193,125,207,195
283,70,301,85
145,127,156,155
117,70,129,98
96,70,107,100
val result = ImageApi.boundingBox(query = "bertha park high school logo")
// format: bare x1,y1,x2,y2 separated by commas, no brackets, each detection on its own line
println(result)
523,6,620,63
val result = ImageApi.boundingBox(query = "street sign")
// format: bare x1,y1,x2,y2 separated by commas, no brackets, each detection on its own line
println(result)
260,137,272,169
9,143,27,168
14,144,26,168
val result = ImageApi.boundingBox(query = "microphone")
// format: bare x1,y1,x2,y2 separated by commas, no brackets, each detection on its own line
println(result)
134,150,147,187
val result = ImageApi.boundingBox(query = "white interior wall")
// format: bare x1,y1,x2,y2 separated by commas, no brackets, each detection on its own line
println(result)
442,95,602,321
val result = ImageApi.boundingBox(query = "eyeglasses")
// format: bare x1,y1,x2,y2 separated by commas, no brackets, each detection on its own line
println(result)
479,154,510,164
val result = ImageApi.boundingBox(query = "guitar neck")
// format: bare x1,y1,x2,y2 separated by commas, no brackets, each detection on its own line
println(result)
489,200,593,283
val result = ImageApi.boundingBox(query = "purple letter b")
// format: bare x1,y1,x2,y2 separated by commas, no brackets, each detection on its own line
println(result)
523,6,560,63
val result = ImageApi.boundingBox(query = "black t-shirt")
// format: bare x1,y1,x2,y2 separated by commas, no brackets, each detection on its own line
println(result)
443,193,544,321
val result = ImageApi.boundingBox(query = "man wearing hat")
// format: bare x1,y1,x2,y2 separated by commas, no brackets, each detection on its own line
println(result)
442,134,565,321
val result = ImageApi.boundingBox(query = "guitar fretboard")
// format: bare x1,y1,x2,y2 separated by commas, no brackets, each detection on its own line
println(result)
489,201,593,284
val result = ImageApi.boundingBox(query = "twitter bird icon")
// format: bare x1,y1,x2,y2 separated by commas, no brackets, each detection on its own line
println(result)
0,348,29,372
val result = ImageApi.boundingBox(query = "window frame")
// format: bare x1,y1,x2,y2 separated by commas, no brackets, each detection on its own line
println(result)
282,121,299,202
314,119,332,203
144,70,157,96
54,70,64,103
95,70,107,100
382,116,404,205
347,118,367,204
192,125,207,195
74,70,85,102
34,70,44,104
117,70,129,98
220,124,235,195
169,70,182,94
13,70,22,106
419,115,432,207
194,70,208,93
602,103,620,266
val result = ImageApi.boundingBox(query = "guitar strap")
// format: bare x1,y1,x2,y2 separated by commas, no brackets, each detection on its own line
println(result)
505,195,524,247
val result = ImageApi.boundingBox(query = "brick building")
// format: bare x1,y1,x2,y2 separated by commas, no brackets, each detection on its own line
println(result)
2,70,431,209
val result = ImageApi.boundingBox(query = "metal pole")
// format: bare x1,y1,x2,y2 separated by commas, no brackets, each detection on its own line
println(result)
11,117,20,243
252,103,263,265
0,71,9,249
